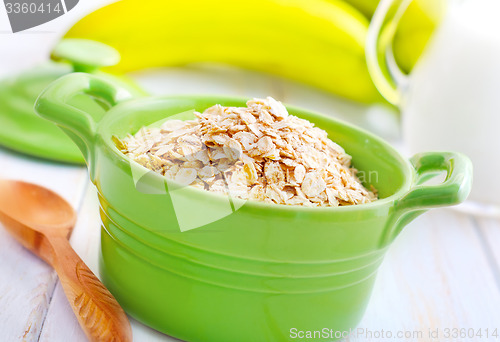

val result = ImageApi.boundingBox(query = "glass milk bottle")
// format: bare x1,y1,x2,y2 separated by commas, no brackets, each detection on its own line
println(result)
367,0,500,215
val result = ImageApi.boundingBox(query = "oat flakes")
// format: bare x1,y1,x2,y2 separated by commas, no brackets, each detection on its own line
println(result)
118,97,377,207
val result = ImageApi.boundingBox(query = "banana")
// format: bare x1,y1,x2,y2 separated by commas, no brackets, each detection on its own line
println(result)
64,0,384,103
341,0,445,72
341,0,379,18
393,0,446,72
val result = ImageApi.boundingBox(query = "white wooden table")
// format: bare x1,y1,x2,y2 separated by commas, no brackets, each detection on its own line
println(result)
1,10,500,341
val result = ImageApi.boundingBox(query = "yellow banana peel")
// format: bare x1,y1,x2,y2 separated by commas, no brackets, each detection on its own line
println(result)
343,0,446,73
64,0,444,103
341,0,379,18
65,0,383,103
393,0,446,72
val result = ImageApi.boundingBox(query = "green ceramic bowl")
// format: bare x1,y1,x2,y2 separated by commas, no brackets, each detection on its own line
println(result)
35,73,472,342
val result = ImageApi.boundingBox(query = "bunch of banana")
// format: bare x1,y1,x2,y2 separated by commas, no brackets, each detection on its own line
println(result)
64,0,443,103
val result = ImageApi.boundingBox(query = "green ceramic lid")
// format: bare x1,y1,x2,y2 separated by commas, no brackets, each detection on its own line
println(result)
0,39,145,164
52,38,121,72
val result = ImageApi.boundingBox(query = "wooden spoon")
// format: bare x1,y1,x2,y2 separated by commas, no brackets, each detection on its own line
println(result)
0,180,132,342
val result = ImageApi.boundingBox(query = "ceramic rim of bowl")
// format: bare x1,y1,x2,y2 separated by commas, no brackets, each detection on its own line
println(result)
96,94,414,215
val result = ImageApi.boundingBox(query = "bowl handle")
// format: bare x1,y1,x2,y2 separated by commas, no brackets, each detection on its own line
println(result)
381,152,473,245
34,73,136,178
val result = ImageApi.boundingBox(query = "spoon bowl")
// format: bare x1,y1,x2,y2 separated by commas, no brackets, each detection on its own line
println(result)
0,180,75,232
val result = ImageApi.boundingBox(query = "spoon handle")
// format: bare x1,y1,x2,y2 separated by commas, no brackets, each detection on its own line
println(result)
48,235,132,342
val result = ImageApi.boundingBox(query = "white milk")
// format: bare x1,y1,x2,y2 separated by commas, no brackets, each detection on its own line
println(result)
403,0,500,208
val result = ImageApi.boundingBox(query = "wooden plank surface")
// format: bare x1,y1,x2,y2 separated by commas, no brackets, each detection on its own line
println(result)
475,217,500,290
354,210,500,342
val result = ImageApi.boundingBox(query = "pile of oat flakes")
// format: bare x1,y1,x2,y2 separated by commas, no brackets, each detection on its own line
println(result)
118,97,377,207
